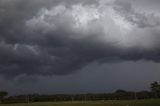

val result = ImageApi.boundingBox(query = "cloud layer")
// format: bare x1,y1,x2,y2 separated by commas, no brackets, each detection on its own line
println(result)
0,0,160,78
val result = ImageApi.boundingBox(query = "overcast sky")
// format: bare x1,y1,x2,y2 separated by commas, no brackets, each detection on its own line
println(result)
0,0,160,95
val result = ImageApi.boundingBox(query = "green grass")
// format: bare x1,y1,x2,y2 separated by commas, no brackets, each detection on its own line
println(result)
1,99,160,106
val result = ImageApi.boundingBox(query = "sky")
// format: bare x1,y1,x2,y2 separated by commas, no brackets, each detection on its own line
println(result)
0,0,160,95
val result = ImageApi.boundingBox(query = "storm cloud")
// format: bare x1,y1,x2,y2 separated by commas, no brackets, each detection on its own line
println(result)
0,0,160,78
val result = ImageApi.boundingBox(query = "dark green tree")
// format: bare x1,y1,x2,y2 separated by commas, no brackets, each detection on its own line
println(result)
150,81,160,98
0,91,8,103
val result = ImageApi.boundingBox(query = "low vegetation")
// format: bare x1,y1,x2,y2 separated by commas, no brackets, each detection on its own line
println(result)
1,99,160,106
0,81,160,105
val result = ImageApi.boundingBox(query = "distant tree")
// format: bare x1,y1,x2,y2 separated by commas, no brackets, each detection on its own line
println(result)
150,81,160,98
115,89,127,94
114,89,128,100
137,91,151,99
0,91,8,103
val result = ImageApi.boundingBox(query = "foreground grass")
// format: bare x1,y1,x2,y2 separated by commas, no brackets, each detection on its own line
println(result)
1,99,160,106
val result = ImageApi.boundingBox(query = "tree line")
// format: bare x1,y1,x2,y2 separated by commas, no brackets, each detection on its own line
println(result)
0,81,160,104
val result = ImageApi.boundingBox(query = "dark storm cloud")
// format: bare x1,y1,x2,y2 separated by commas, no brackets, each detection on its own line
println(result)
0,0,160,78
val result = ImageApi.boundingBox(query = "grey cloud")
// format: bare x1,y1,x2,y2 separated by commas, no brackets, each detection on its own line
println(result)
0,0,160,78
114,0,160,28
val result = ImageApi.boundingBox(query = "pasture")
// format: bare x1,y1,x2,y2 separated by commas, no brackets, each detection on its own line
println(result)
1,99,160,106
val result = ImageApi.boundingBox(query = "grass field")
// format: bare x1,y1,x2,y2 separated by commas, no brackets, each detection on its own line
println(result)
1,99,160,106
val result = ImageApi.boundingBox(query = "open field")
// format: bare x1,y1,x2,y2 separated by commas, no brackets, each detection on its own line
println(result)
1,99,160,106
